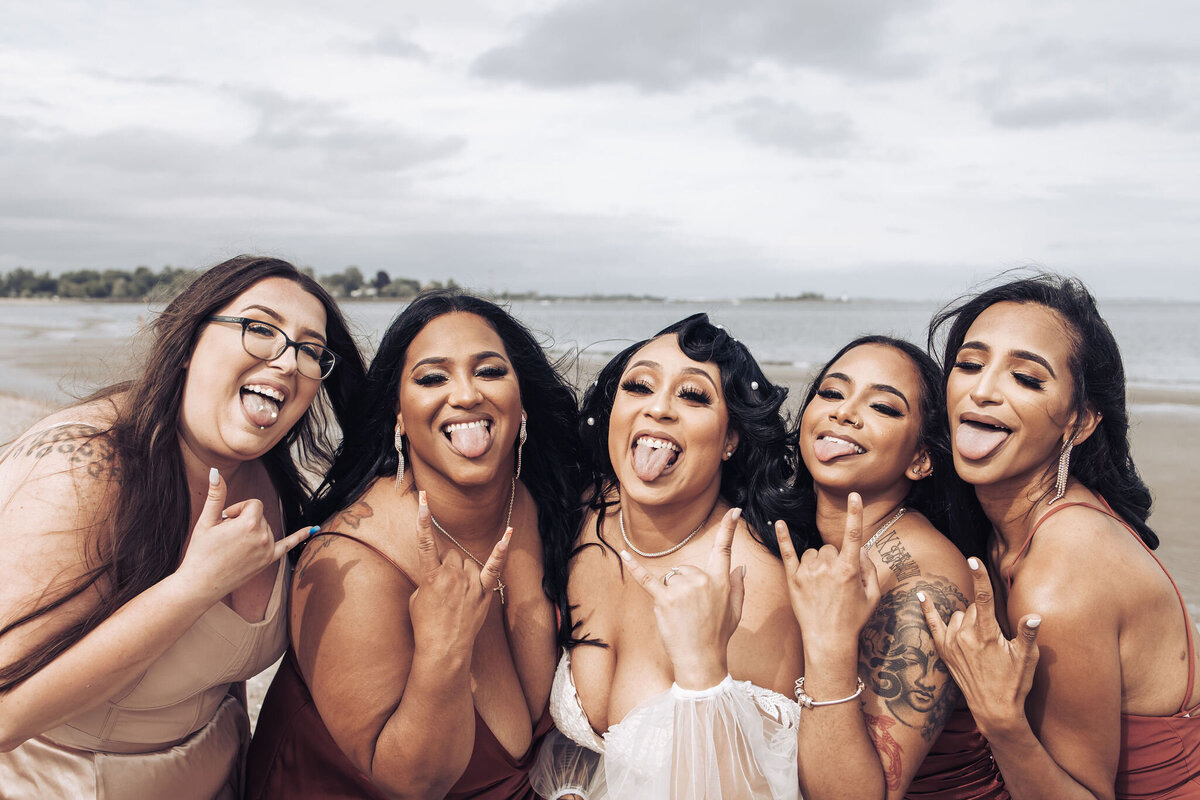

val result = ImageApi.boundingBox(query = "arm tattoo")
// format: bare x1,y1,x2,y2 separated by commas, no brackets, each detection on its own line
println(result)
13,424,121,482
295,533,339,583
872,528,920,582
865,713,904,791
859,576,968,741
294,501,372,581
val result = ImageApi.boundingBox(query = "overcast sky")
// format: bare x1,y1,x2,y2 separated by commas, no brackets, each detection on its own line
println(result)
3,0,1198,300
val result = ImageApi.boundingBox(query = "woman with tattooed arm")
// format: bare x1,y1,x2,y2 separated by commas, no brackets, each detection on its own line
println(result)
776,336,1008,800
0,256,364,798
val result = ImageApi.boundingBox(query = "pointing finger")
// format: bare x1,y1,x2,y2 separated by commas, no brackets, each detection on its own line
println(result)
619,550,663,600
966,557,1000,633
774,520,800,572
917,589,950,654
479,528,513,594
840,493,865,570
415,490,442,576
706,508,740,574
274,525,322,561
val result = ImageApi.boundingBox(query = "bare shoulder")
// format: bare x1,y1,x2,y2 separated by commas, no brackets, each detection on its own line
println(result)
294,479,413,586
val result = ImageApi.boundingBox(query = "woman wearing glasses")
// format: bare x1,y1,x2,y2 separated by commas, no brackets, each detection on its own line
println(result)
0,256,364,799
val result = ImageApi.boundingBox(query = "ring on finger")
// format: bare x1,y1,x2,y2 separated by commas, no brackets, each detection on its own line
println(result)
663,566,682,586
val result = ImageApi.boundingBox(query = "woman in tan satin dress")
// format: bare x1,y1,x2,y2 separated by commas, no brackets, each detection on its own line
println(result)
0,255,365,799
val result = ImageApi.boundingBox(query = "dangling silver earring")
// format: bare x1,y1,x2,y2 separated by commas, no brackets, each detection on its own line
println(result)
1049,437,1074,504
515,414,527,479
394,428,405,488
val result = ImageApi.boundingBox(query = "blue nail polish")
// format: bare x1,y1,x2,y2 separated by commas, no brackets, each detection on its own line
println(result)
308,525,321,536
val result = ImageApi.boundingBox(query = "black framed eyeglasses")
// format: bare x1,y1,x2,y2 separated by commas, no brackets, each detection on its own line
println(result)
207,316,339,380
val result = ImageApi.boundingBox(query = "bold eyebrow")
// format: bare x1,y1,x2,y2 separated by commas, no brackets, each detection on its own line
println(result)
410,350,510,373
240,304,327,344
958,340,1056,378
825,371,910,411
626,359,720,391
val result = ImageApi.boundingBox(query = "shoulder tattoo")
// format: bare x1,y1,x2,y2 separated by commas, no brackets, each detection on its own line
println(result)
859,576,968,741
295,533,340,583
14,424,121,482
864,713,904,791
872,528,920,582
338,499,374,530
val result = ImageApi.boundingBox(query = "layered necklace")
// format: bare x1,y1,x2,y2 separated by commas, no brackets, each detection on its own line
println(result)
862,506,907,553
619,504,714,558
428,476,516,604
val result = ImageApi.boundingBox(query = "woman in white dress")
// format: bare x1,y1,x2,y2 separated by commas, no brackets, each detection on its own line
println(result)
534,313,808,800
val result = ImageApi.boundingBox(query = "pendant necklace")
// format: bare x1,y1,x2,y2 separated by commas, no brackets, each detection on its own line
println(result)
619,505,712,558
429,476,516,604
862,506,908,553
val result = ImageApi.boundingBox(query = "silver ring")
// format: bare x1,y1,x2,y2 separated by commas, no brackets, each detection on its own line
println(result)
662,566,682,586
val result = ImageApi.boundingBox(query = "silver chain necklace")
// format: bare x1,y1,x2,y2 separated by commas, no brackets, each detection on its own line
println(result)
619,505,712,558
429,476,516,604
862,506,907,553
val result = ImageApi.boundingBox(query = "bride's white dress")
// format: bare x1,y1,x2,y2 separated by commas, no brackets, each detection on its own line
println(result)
532,651,801,799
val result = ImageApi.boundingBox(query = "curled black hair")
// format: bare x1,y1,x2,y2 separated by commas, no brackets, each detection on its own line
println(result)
928,272,1156,549
306,289,583,638
576,314,804,579
790,335,986,559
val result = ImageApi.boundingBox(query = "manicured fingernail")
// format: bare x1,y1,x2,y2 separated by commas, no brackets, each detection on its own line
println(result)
418,490,427,505
917,591,926,602
741,564,747,577
968,557,980,570
308,525,321,536
503,527,513,541
619,550,631,562
209,467,219,486
732,508,742,521
1027,616,1042,629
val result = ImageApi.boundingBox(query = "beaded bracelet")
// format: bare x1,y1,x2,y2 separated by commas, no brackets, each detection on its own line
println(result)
794,676,865,709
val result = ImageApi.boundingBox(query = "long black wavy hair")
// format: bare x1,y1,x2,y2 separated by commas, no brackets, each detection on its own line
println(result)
575,314,804,576
928,273,1157,549
306,289,583,631
790,335,986,559
0,255,366,692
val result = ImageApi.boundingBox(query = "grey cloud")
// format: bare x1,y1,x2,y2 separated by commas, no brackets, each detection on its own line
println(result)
717,97,855,156
472,0,931,91
234,88,464,171
976,39,1197,129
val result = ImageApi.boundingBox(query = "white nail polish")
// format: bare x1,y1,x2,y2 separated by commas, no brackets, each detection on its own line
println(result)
209,467,219,486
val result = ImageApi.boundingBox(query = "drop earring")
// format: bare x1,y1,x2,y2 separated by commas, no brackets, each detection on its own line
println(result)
394,427,405,488
515,414,527,479
1049,437,1074,504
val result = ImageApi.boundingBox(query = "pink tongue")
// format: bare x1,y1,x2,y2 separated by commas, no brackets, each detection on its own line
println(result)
241,392,279,428
813,438,859,462
955,423,1010,460
633,443,674,482
449,425,491,458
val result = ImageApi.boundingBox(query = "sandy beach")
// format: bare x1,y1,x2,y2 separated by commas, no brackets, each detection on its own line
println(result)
3,336,1198,727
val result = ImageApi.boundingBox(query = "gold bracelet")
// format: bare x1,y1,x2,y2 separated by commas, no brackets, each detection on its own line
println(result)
794,676,865,709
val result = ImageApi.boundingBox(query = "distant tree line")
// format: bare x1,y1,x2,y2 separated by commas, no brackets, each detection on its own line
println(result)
0,264,457,301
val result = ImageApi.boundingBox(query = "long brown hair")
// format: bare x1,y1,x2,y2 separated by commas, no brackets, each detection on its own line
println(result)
0,255,366,691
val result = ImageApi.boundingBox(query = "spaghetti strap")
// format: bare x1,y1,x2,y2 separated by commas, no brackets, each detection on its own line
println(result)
310,531,418,590
1010,499,1199,717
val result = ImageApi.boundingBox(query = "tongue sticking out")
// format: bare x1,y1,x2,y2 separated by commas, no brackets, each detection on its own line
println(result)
449,425,492,458
813,437,861,463
955,423,1010,460
241,392,280,429
633,443,675,482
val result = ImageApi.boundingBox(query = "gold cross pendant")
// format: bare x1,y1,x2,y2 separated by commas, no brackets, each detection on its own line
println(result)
494,580,506,605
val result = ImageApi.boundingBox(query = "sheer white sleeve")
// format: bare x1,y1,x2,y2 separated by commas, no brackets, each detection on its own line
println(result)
530,727,607,800
602,675,801,800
